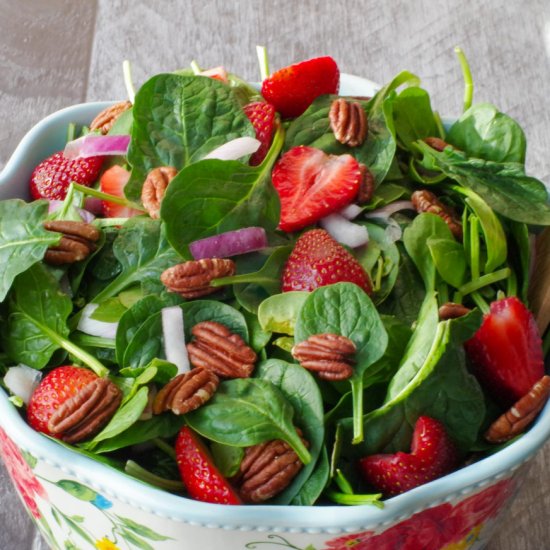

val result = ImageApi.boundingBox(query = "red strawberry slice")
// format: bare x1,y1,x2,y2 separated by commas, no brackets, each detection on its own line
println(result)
30,151,104,201
99,165,142,218
272,146,362,232
261,56,339,118
465,296,545,407
27,366,99,437
243,101,276,166
282,228,372,294
360,416,459,497
175,426,242,505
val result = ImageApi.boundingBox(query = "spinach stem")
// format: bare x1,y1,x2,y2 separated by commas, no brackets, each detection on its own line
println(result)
454,46,473,112
122,60,136,104
437,282,449,304
433,111,446,139
469,215,481,280
71,333,117,349
351,377,364,444
189,60,201,75
256,45,269,81
459,267,511,296
334,469,354,495
125,460,184,492
66,122,76,143
72,183,145,211
324,489,384,508
506,266,518,296
153,438,177,460
470,291,490,314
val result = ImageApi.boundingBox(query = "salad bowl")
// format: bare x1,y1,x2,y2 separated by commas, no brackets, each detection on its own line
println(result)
0,73,549,550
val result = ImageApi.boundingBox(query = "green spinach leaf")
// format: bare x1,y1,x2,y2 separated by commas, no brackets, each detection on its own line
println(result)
257,291,309,335
0,200,60,302
126,73,255,201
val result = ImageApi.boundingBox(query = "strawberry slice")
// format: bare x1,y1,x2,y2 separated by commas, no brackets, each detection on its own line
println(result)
175,426,242,505
272,146,362,232
27,366,99,437
261,56,339,118
465,296,545,407
99,165,142,218
359,416,459,497
30,151,104,201
282,228,372,294
243,101,276,165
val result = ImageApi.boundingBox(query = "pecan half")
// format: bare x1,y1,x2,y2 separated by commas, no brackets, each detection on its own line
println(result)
141,166,178,219
90,100,132,134
236,431,308,503
329,98,368,147
48,378,122,444
411,189,463,241
485,375,550,443
153,367,219,415
161,258,236,299
438,302,471,321
187,321,257,378
423,136,452,152
43,220,101,265
357,164,375,204
292,333,356,381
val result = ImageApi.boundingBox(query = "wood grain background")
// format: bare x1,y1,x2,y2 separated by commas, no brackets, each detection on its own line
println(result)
1,1,550,548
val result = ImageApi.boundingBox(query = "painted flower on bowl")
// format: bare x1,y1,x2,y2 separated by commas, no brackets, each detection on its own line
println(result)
0,427,47,519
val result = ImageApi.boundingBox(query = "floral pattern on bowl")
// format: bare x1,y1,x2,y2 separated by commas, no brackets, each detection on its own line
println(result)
0,424,521,550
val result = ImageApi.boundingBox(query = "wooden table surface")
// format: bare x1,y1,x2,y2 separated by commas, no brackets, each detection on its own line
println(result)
1,1,550,548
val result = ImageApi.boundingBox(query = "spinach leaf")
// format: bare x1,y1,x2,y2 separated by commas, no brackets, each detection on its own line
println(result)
377,243,426,325
126,73,255,201
256,359,324,504
403,213,454,290
116,294,182,365
453,185,507,273
210,441,244,477
392,86,439,149
291,447,330,506
427,237,466,288
294,283,388,443
1,263,71,368
185,378,311,464
89,413,186,454
257,291,309,335
342,308,484,456
92,218,181,303
446,103,526,164
0,200,60,302
416,142,550,225
160,127,284,258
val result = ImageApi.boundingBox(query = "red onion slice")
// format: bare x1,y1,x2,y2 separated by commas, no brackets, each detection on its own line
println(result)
319,213,369,248
48,200,96,224
4,364,42,405
189,227,268,260
64,135,130,160
161,306,190,374
77,304,118,339
203,137,261,161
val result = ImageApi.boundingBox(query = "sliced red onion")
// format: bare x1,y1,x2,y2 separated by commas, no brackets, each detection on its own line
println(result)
320,213,369,248
339,203,363,220
48,200,96,224
385,218,403,243
77,304,118,339
4,365,42,405
364,200,415,220
84,197,104,215
203,137,260,161
161,306,190,374
64,135,130,160
199,66,229,83
189,227,268,260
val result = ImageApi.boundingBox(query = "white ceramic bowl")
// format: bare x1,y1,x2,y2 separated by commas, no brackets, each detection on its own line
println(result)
1,75,549,550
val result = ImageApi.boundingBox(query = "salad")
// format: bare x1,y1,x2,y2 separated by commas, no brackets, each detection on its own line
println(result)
1,48,549,508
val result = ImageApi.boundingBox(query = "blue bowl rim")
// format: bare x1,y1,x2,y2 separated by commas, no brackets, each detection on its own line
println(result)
0,73,548,531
